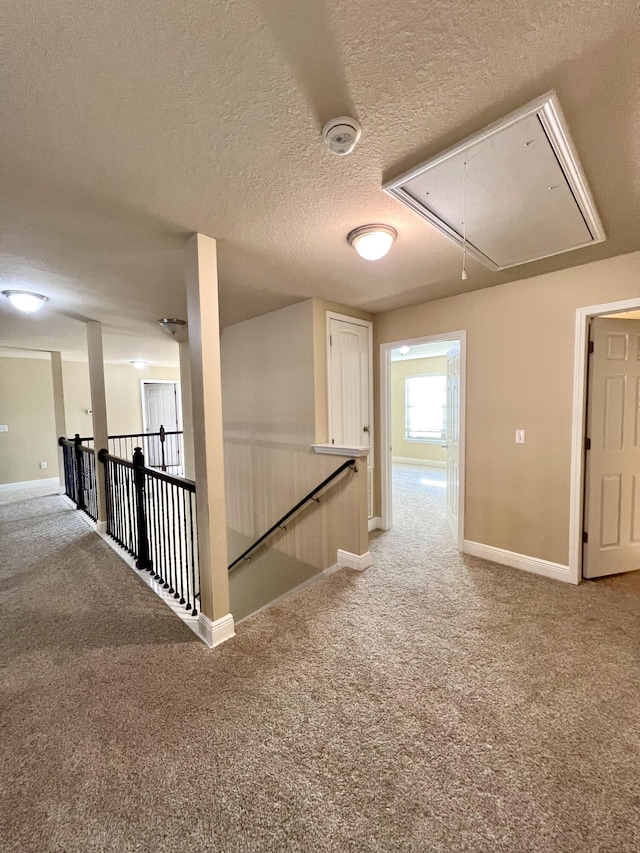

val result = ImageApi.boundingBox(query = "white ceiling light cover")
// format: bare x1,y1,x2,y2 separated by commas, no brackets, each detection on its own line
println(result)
348,225,397,261
384,92,605,270
3,290,48,313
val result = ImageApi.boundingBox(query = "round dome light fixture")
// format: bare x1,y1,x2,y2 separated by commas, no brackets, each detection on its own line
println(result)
158,318,186,337
130,360,147,370
398,346,410,356
3,290,48,314
347,225,397,261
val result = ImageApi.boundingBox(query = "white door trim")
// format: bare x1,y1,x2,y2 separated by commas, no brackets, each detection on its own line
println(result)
380,330,467,551
569,297,640,585
140,379,183,433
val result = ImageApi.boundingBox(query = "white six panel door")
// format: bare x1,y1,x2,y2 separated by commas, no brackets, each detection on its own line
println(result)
584,317,640,578
328,318,373,517
446,343,461,542
143,382,180,467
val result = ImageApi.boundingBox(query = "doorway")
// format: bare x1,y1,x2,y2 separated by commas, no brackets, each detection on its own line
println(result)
327,312,374,518
380,331,466,549
570,297,640,584
575,308,640,582
141,380,183,472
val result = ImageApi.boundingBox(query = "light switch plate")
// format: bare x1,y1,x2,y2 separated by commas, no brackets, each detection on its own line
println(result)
40,461,48,469
0,425,8,432
515,429,526,444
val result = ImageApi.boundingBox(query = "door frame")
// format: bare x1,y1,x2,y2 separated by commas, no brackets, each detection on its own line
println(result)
380,330,467,551
569,297,640,584
326,312,375,522
326,312,374,456
140,379,183,434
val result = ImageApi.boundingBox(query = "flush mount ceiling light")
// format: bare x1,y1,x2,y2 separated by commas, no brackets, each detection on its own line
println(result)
2,290,48,314
398,346,410,355
347,225,397,261
158,318,186,337
130,360,147,370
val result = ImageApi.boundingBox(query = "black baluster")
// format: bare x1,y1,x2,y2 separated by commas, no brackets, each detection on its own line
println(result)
155,477,163,582
104,458,111,534
178,488,185,605
74,434,85,512
189,492,197,615
160,425,166,472
162,479,170,589
132,447,152,572
128,466,135,554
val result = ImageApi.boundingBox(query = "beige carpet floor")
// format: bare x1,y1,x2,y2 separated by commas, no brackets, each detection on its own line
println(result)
1,468,639,852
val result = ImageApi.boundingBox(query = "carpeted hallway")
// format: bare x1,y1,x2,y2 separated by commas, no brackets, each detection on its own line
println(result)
1,472,639,852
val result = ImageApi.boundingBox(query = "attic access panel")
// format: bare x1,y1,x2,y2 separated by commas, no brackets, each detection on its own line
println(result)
384,93,605,270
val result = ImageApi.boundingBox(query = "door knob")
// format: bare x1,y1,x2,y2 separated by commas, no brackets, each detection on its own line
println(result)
363,425,370,432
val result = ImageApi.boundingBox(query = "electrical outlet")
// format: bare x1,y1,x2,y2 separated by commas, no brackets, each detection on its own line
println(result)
40,461,48,469
515,429,526,444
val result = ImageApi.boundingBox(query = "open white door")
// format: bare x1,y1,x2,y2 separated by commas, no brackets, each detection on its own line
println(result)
445,343,461,541
142,382,180,468
328,316,373,517
583,317,640,578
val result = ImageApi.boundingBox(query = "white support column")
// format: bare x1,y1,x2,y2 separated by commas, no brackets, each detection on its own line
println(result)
179,340,196,480
86,321,109,529
50,351,67,493
185,233,234,647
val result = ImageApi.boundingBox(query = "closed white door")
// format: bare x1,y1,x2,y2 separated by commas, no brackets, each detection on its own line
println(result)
328,317,373,517
583,317,640,578
143,383,179,468
445,343,461,541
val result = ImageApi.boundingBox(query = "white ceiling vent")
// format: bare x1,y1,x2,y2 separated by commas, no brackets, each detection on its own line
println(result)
384,92,605,270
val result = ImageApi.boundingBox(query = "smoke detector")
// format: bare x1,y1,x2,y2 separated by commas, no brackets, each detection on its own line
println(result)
322,117,361,155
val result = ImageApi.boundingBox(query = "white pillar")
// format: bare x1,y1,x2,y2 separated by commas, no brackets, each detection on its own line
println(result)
86,321,109,528
50,351,67,493
179,340,195,480
185,233,234,647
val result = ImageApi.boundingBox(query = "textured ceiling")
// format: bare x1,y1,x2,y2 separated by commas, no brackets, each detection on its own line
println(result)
0,0,638,361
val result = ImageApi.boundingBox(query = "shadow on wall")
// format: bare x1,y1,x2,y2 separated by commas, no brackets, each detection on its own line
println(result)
228,527,321,622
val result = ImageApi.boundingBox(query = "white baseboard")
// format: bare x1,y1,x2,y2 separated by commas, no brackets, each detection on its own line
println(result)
392,457,445,468
337,548,373,572
198,612,236,648
463,540,571,584
0,477,60,493
368,516,382,532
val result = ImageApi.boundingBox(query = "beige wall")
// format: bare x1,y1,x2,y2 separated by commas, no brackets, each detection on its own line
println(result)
62,362,180,438
374,250,640,566
391,356,447,464
0,357,180,485
221,299,368,569
222,300,316,446
0,357,58,485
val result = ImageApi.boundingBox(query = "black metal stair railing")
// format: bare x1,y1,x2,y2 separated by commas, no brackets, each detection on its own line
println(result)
98,447,200,616
58,435,98,521
227,458,358,572
78,426,184,473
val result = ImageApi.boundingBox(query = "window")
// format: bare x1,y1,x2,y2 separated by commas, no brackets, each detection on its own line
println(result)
405,374,446,441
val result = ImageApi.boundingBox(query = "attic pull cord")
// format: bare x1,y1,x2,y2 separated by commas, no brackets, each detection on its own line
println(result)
462,157,467,281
